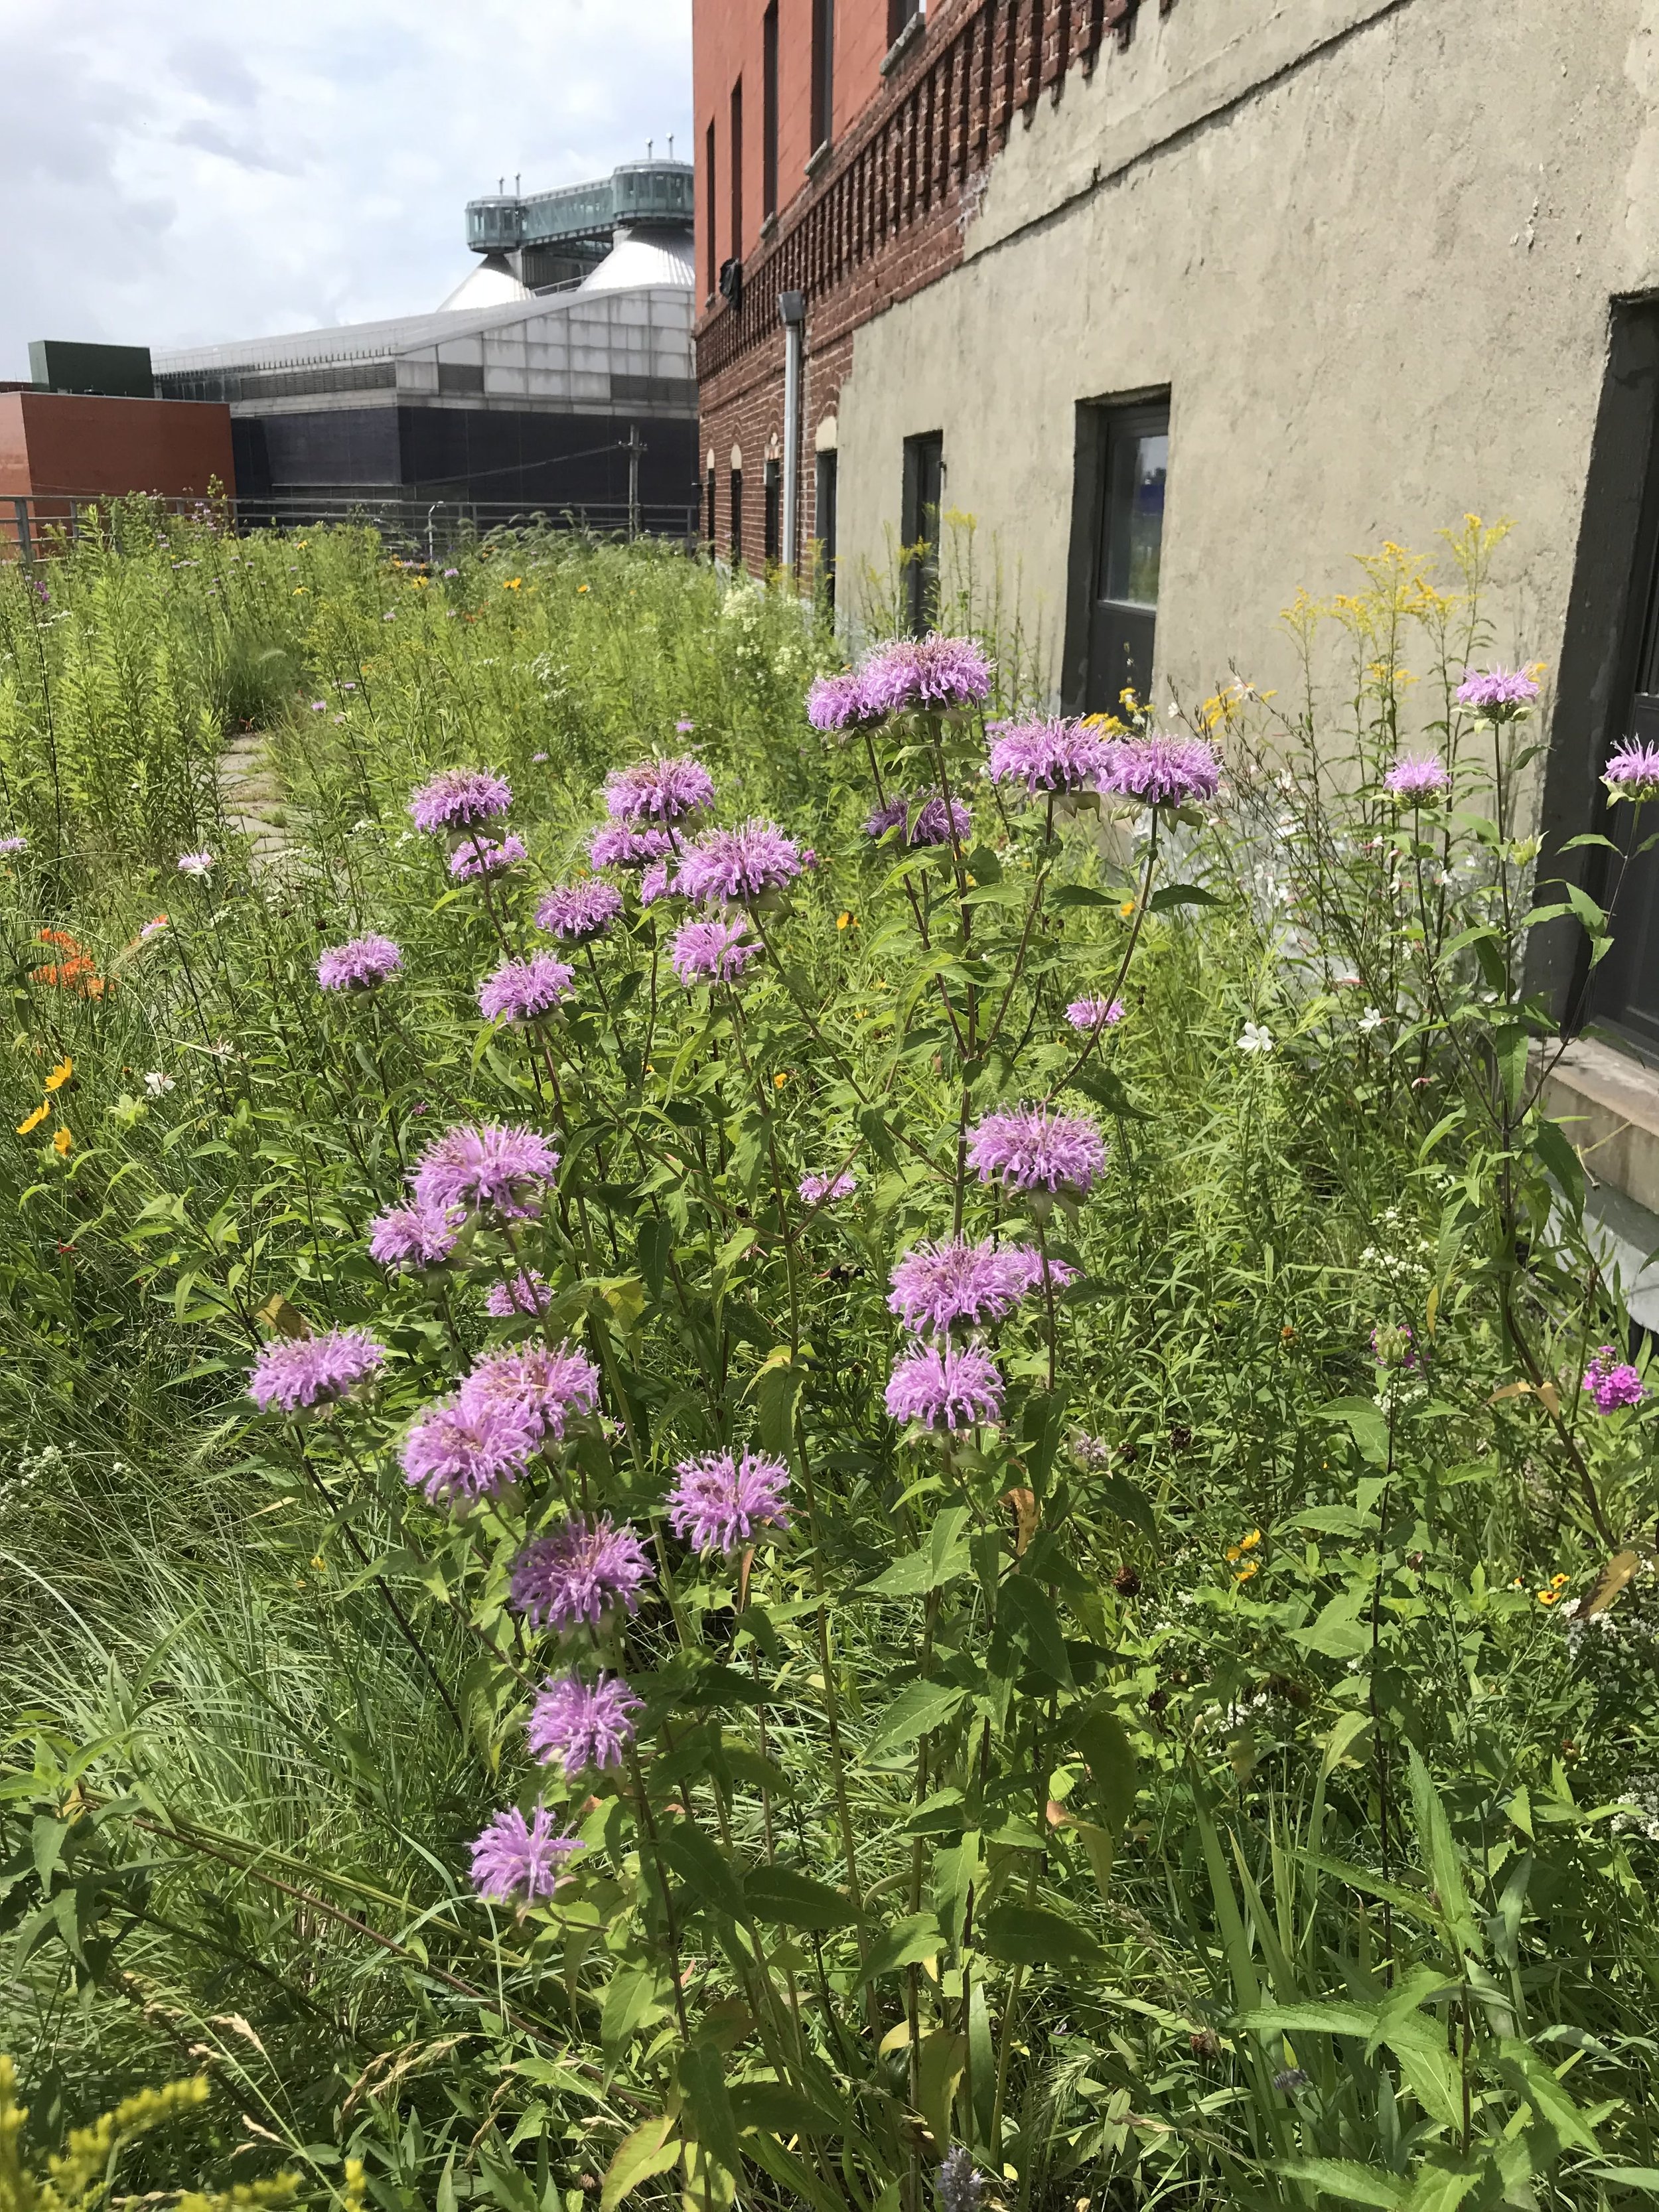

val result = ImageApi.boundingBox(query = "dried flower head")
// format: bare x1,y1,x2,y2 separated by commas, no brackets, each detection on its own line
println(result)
317,934,403,991
249,1327,386,1414
666,1450,792,1554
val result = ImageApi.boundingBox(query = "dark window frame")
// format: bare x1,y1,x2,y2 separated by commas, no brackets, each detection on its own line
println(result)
729,78,744,261
705,465,716,548
703,121,717,297
763,456,782,566
811,0,835,155
730,469,744,565
1062,388,1171,718
901,430,944,636
887,0,922,44
815,447,839,609
762,2,780,221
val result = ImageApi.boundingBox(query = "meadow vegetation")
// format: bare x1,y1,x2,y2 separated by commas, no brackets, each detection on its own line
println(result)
1,505,1657,2212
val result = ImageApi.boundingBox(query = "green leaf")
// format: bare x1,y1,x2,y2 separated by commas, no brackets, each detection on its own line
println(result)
743,1863,859,1930
1496,2037,1601,2153
1494,1024,1529,1116
755,1356,804,1460
991,1574,1073,1689
859,1911,944,1982
660,1820,746,1919
1068,1704,1138,1834
678,2043,743,2177
599,2116,680,2212
1095,1470,1156,1538
1398,2158,1481,2212
1274,2160,1407,2208
978,1901,1103,1969
1289,1593,1372,1662
1241,2002,1378,2038
728,2081,843,2138
863,1505,971,1598
1051,885,1116,909
865,1680,968,1757
1406,1746,1477,1952
1148,881,1224,913
1317,1396,1389,1464
600,1965,672,2061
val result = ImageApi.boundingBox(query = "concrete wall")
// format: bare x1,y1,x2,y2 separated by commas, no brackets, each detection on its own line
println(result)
832,0,1658,721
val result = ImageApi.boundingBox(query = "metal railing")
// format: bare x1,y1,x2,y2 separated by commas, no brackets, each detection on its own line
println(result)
2,491,702,567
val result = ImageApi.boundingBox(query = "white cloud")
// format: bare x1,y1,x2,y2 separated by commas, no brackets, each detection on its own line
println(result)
0,0,691,374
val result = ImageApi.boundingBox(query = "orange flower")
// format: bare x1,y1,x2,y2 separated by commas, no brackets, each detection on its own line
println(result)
31,928,104,996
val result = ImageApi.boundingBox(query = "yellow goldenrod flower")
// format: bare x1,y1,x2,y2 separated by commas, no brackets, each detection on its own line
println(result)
44,1056,72,1091
17,1102,48,1134
53,1127,72,1155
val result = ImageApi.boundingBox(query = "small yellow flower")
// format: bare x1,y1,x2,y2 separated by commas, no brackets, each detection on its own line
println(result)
1119,899,1135,919
578,583,590,594
293,586,306,594
44,1057,72,1092
52,1127,72,1155
837,911,855,930
773,1070,790,1088
1234,1562,1260,1585
1550,1573,1569,1589
17,1102,48,1134
1536,1589,1559,1607
503,577,523,590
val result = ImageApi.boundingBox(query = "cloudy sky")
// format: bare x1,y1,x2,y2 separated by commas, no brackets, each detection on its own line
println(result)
0,0,692,377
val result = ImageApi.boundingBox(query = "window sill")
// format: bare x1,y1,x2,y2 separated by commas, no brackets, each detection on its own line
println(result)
758,213,778,242
1541,1035,1659,1219
881,11,926,74
805,141,833,181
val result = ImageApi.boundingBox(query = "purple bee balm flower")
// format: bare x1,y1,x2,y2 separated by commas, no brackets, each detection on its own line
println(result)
640,857,672,905
604,755,716,824
674,820,804,906
887,1240,1076,1337
478,952,575,1025
401,1397,540,1507
1383,752,1451,800
666,1450,792,1554
1585,1345,1644,1413
1603,740,1659,804
1066,996,1125,1031
885,1341,1005,1430
368,1199,464,1271
508,1514,654,1630
450,832,528,881
672,915,760,986
859,635,994,715
527,1671,642,1775
807,670,874,731
458,1342,601,1443
0,836,27,855
177,850,214,877
317,933,403,991
487,1268,551,1317
469,1805,583,1903
864,796,910,838
987,717,1115,794
588,821,675,871
411,1122,560,1220
1099,735,1222,807
409,767,514,832
536,880,624,943
1457,666,1541,719
865,793,972,846
968,1104,1108,1196
249,1327,386,1414
799,1167,856,1204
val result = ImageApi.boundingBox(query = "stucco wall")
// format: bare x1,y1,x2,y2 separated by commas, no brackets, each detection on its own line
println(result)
831,0,1659,726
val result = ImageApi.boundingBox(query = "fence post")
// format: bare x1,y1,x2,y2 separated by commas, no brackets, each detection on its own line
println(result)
9,498,33,569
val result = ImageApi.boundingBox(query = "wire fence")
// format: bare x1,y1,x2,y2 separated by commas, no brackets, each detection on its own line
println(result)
1,491,702,567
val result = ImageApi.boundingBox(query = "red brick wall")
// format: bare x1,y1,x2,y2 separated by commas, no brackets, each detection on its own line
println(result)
0,392,234,502
696,0,1176,575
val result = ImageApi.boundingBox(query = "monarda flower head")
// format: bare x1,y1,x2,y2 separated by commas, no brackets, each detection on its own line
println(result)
409,767,513,832
478,953,575,1025
1603,740,1659,805
401,1396,540,1507
411,1122,560,1221
249,1327,386,1415
666,1450,791,1554
469,1805,583,1903
1457,666,1541,720
887,1240,1074,1337
807,670,875,732
799,1167,856,1205
885,1341,1005,1430
865,793,973,846
459,1343,601,1443
1383,752,1451,801
177,850,215,878
528,1671,642,1775
317,934,403,991
859,634,994,715
1585,1345,1644,1413
674,820,804,907
508,1514,654,1630
672,915,760,986
588,821,675,871
603,755,715,824
1099,735,1222,808
987,717,1114,794
968,1104,1108,1196
535,881,624,944
450,833,527,881
1066,996,1125,1031
487,1268,551,1317
368,1198,464,1272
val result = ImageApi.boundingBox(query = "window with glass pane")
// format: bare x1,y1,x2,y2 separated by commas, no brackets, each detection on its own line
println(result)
1104,430,1168,607
1073,397,1171,716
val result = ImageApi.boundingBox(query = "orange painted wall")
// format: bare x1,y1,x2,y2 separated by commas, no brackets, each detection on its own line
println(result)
0,392,234,500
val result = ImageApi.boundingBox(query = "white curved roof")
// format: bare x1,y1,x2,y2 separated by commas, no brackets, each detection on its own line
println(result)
439,254,531,312
580,226,694,293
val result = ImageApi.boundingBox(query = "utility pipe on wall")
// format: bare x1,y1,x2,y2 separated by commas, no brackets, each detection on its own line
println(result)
778,289,805,578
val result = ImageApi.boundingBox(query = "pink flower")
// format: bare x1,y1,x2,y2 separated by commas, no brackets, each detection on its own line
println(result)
508,1515,654,1630
528,1672,642,1775
672,915,760,986
469,1806,583,1902
1457,666,1540,719
249,1328,386,1414
967,1105,1108,1196
409,769,513,832
1065,997,1124,1031
1383,753,1451,801
885,1342,1005,1430
666,1451,791,1554
1585,1345,1644,1413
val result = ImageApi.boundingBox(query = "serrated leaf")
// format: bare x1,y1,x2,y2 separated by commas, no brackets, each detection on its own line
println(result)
743,1863,858,1929
660,1820,746,1919
979,1902,1103,1969
1274,2160,1407,2208
865,1679,968,1757
859,1911,944,1982
599,2116,679,2212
